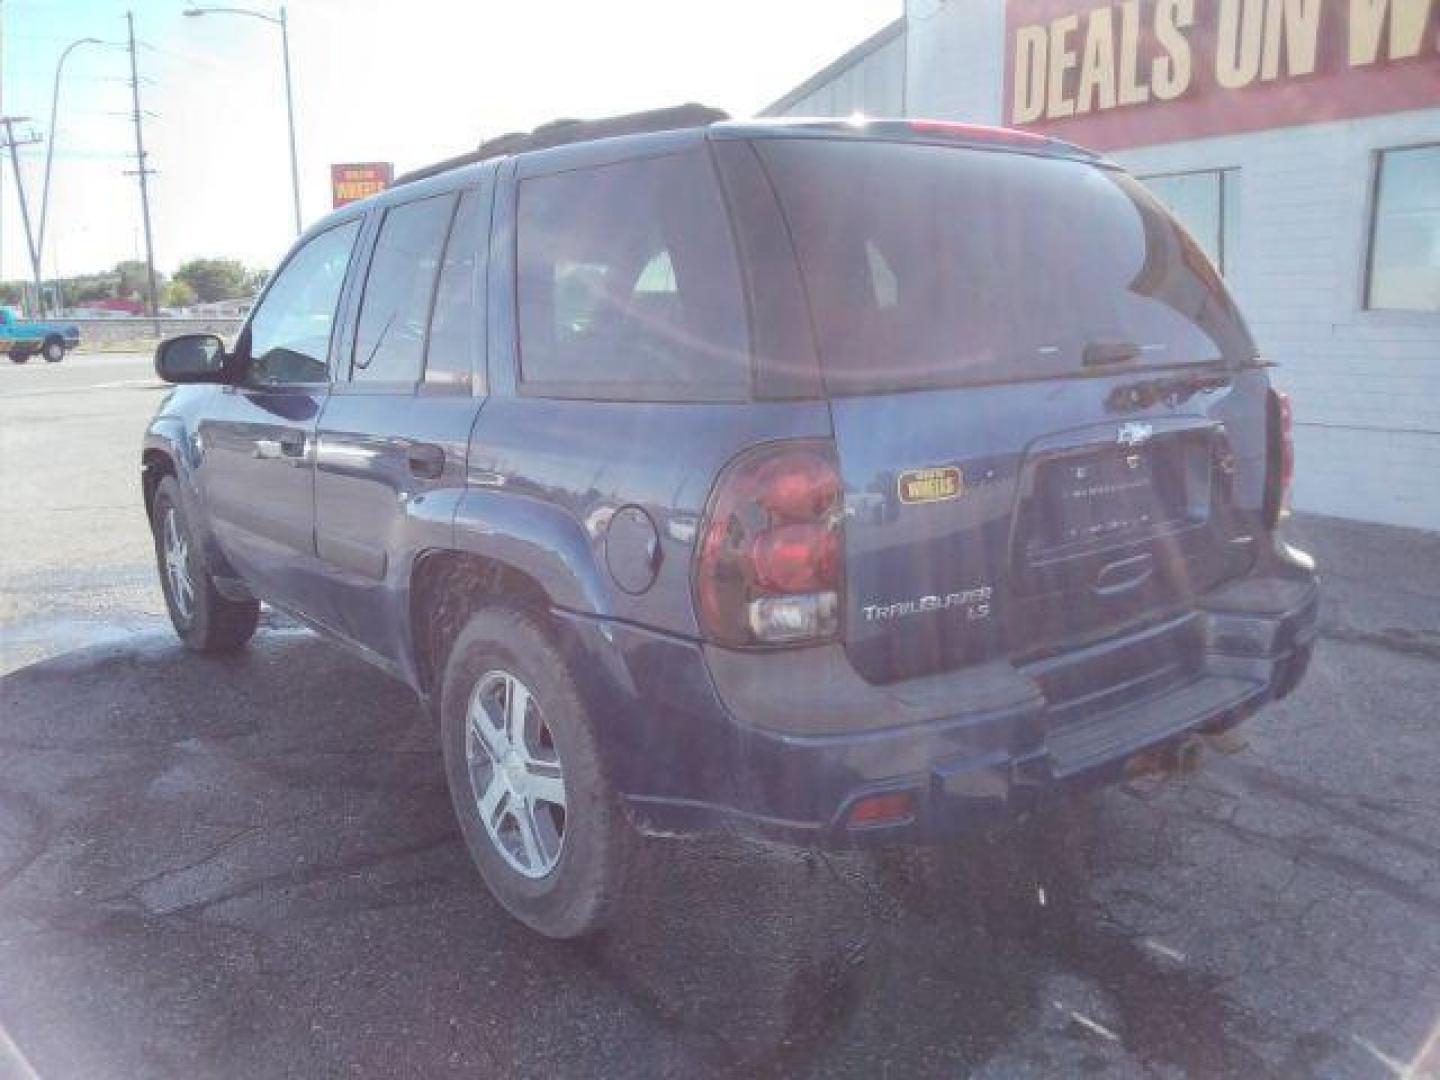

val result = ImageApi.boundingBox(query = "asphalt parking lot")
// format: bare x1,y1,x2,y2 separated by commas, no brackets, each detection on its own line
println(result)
1,352,1438,1078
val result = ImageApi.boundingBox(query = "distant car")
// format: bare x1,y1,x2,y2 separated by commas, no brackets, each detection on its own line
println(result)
141,107,1318,939
1,307,80,363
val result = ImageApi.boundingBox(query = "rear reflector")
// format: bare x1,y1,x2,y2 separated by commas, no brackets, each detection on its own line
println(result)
846,791,915,828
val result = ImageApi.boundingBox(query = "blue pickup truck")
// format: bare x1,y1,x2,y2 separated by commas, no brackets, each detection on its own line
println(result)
1,306,81,363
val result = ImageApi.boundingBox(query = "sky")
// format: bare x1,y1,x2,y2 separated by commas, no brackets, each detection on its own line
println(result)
0,0,898,282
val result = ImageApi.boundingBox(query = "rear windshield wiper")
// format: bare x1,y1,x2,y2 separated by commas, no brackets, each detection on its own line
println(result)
1082,340,1144,367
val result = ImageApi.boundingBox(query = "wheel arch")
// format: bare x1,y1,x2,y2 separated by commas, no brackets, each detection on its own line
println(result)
407,549,556,701
141,444,178,520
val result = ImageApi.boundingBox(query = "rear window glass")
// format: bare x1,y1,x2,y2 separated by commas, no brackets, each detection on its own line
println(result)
516,149,749,400
755,139,1256,395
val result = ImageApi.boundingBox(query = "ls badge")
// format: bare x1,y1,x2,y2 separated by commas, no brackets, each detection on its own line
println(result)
898,466,963,505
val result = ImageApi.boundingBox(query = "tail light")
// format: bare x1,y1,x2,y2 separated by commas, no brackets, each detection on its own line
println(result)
693,441,843,647
1263,388,1293,529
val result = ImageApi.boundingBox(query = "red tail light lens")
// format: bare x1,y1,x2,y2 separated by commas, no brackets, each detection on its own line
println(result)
847,791,915,829
694,441,843,647
752,524,840,594
1264,388,1293,529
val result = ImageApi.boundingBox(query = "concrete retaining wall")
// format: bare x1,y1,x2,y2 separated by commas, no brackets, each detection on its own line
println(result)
71,318,244,348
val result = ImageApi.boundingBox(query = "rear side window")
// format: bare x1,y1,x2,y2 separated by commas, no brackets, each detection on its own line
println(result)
516,149,749,400
425,189,483,387
755,139,1256,395
352,193,456,383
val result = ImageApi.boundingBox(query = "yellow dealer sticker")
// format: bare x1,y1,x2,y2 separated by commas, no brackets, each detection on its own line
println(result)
898,466,963,505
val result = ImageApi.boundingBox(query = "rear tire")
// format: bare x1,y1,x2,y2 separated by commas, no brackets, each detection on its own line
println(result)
440,607,631,938
150,476,259,653
42,338,64,362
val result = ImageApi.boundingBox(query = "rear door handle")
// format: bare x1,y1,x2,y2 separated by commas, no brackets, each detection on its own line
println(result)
406,442,445,480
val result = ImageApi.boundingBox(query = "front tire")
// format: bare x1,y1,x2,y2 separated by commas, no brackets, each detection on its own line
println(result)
9,351,29,364
440,607,631,938
150,476,259,653
42,338,65,363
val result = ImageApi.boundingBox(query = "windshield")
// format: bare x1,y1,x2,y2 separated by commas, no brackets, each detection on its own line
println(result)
756,139,1256,394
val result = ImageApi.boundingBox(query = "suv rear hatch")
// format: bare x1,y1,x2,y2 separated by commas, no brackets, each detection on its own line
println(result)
752,134,1261,685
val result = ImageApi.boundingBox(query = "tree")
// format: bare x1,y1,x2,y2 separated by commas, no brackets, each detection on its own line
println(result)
174,258,250,303
115,259,154,299
163,279,197,309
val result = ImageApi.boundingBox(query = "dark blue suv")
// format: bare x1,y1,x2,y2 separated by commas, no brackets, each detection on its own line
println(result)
143,107,1317,938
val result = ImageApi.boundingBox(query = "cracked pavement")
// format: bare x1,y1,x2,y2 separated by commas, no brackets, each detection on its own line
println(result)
1,354,1438,1078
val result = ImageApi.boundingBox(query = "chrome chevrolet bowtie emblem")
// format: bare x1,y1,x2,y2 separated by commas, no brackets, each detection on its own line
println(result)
1117,421,1154,447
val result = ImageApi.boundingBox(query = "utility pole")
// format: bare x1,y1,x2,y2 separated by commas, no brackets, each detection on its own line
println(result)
0,116,43,314
2,0,7,283
125,11,160,331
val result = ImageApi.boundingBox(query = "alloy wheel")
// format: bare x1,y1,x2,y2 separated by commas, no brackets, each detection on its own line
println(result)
465,670,567,879
162,506,195,621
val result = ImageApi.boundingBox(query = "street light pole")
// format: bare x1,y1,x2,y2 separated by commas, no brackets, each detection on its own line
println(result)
278,7,301,236
38,37,104,314
184,5,302,235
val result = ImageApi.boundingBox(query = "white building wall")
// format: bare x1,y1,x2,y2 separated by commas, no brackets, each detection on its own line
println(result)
1113,110,1440,532
904,0,1005,123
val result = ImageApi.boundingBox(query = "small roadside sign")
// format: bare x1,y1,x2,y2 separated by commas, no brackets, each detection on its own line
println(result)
330,162,394,208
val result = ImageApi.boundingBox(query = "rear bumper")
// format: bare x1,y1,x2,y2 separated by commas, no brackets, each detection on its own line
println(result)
557,541,1317,849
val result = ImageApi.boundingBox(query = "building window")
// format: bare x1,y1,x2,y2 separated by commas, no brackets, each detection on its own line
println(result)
1365,145,1440,313
1139,169,1239,276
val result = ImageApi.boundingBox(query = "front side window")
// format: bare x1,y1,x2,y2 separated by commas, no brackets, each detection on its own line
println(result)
246,219,361,385
516,149,749,400
1366,145,1440,312
1140,168,1239,276
352,194,456,383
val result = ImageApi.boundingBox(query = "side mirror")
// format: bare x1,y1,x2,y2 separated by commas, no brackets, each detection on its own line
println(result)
154,333,229,384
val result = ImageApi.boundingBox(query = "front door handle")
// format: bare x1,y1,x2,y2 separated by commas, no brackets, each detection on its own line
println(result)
406,442,445,480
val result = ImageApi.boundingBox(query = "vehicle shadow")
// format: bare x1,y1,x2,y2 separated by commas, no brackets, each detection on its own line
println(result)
0,626,1260,1078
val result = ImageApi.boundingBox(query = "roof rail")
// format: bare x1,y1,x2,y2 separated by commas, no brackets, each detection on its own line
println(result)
393,103,729,187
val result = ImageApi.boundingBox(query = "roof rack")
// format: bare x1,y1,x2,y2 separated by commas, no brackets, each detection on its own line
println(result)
393,103,729,187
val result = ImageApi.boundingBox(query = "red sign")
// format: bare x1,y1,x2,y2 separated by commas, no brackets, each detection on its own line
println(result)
330,162,394,208
1005,0,1440,150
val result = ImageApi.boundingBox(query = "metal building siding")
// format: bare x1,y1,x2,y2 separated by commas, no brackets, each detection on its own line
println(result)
762,19,906,118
